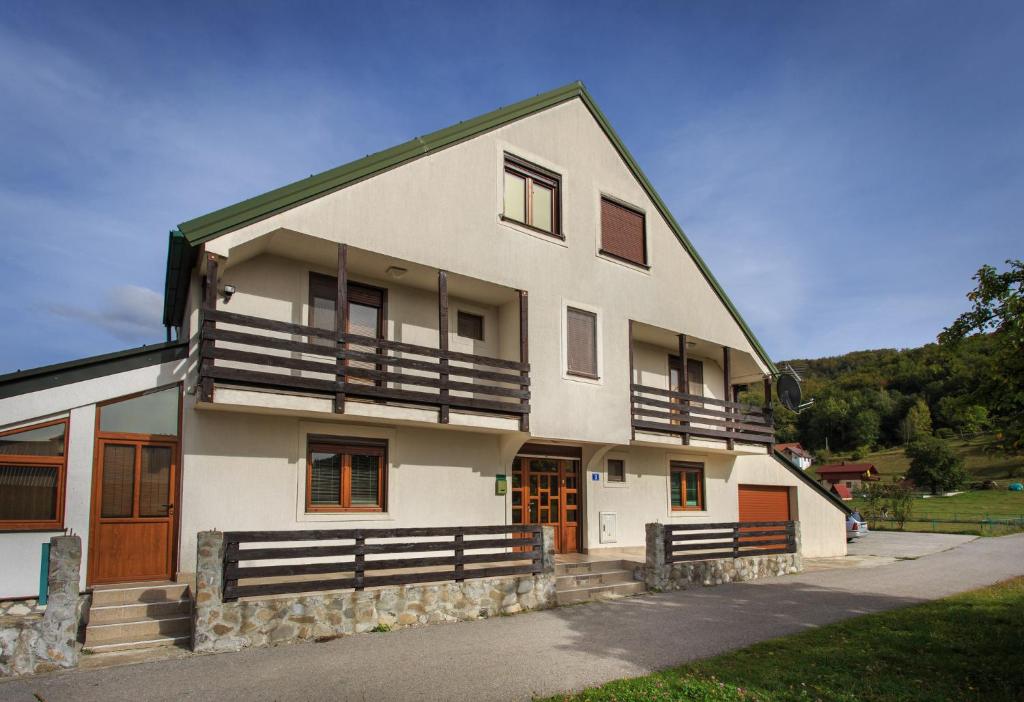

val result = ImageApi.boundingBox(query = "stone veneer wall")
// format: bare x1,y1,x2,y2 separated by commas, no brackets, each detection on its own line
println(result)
0,536,82,677
193,527,557,653
640,522,803,591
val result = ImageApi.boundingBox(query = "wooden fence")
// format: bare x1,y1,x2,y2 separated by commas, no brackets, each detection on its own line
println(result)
198,308,530,422
221,524,543,601
631,384,774,446
664,521,796,563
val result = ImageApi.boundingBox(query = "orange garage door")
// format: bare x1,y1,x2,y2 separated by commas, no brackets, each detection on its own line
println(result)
738,484,791,523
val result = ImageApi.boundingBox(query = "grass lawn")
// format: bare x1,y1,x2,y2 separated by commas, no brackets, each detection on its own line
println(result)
542,577,1024,702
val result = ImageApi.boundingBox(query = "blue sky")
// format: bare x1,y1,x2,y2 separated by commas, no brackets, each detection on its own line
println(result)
1,1,1021,373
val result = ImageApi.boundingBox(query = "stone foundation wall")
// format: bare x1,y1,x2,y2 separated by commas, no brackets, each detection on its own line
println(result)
640,522,803,591
193,528,557,653
0,536,82,677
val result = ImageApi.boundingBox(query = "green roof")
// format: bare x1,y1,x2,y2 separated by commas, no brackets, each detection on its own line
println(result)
164,81,776,374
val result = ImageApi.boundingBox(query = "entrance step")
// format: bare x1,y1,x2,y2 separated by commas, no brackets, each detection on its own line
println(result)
556,579,647,605
554,559,647,605
85,582,192,653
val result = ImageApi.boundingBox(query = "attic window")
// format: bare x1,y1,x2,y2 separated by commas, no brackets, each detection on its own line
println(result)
600,197,647,267
503,155,561,237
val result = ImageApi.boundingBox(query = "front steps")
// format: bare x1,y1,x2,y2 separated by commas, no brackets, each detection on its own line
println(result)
555,560,647,605
84,582,192,653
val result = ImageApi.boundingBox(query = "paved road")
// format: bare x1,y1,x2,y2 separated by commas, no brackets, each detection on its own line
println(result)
3,534,1023,702
846,530,976,558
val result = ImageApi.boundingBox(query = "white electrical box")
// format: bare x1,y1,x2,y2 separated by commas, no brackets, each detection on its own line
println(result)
599,512,617,544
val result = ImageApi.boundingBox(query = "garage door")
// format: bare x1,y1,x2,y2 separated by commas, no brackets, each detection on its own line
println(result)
738,484,791,522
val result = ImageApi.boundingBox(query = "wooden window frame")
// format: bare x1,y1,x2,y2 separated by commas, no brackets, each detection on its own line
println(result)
501,154,562,239
456,310,485,341
0,418,70,531
305,436,387,513
670,461,705,512
565,306,600,380
599,195,649,269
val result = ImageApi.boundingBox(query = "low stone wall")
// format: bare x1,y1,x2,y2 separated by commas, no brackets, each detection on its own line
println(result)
641,522,802,591
193,528,557,653
0,536,82,677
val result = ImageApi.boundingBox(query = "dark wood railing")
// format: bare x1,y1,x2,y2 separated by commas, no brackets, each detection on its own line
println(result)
665,521,796,563
222,525,542,601
198,308,530,424
631,384,773,446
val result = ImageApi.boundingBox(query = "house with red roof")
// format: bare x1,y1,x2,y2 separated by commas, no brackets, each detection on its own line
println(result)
816,462,880,493
830,483,854,501
776,442,812,470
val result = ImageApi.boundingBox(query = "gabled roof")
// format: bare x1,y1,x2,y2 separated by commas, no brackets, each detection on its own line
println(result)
776,442,811,458
816,463,880,479
162,81,776,374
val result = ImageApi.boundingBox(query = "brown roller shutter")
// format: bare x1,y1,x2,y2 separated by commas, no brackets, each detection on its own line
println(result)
566,307,597,377
738,484,791,522
601,197,646,266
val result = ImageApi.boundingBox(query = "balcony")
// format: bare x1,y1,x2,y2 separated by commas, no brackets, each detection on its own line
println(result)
195,241,530,431
628,319,773,449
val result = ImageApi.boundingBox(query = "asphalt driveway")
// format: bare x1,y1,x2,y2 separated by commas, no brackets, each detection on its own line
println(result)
2,533,1022,702
846,530,976,558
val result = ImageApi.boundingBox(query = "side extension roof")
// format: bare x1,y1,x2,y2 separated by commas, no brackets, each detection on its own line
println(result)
163,81,776,374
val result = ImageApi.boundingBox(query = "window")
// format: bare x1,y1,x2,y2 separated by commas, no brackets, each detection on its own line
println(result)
457,311,484,341
309,273,386,385
306,437,386,512
0,420,68,530
600,197,647,267
503,155,561,237
566,307,598,378
607,458,625,483
670,461,704,511
99,386,179,436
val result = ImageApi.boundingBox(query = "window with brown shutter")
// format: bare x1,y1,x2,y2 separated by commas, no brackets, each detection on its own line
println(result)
456,311,484,341
566,307,598,378
306,436,387,513
600,197,647,267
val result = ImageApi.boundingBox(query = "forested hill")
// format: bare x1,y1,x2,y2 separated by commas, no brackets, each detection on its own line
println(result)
741,333,1001,456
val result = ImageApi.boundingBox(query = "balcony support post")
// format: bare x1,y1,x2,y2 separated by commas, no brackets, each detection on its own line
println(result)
723,346,734,450
764,375,775,452
518,290,529,433
677,333,690,445
437,271,450,424
335,243,348,414
628,320,635,440
199,254,219,403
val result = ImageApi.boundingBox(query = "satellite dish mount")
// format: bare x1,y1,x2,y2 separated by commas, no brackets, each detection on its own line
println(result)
776,363,814,413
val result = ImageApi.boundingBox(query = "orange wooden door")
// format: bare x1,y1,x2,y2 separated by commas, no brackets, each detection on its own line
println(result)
511,458,580,554
89,439,178,584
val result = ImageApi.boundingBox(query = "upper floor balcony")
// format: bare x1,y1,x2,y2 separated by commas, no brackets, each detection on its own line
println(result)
194,235,529,432
627,320,774,450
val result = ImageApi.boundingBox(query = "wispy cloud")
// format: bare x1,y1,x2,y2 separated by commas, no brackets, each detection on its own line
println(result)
48,285,164,343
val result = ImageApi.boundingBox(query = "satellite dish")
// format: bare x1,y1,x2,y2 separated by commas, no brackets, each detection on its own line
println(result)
777,373,803,412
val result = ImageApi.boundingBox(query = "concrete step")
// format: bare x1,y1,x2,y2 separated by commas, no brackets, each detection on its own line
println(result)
85,614,191,647
84,633,191,654
555,560,637,577
91,582,189,607
556,569,635,591
555,580,647,606
88,598,191,625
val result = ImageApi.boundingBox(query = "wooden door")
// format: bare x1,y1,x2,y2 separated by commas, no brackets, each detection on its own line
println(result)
511,457,579,553
89,439,178,584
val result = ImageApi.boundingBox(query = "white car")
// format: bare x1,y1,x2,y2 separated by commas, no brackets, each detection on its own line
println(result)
846,511,868,542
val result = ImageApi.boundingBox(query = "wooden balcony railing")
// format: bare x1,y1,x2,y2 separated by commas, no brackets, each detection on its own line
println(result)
198,308,530,426
664,521,796,563
631,384,773,447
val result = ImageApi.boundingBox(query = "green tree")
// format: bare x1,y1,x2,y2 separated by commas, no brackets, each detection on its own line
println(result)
940,259,1024,451
906,437,968,495
850,408,881,449
935,396,990,438
900,398,933,444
